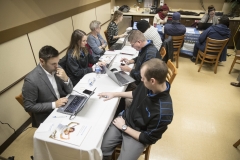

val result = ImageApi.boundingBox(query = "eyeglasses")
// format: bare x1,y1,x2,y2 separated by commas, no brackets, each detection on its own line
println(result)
131,41,138,47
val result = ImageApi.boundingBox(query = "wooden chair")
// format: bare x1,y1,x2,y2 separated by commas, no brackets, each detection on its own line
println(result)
172,35,185,68
229,50,240,74
195,37,229,74
233,139,240,149
15,93,31,116
112,144,151,160
166,60,177,85
160,46,166,59
104,30,111,47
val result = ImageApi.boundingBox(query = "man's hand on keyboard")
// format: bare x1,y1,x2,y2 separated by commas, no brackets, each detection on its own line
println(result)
55,97,68,108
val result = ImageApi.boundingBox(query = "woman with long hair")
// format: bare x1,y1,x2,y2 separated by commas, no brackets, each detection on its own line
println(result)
106,10,127,47
65,29,105,86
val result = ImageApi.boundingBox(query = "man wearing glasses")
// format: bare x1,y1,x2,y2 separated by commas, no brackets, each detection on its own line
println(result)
120,30,161,85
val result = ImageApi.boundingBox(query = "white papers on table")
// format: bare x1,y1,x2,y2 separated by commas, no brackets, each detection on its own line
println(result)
104,50,121,55
186,28,195,34
49,120,91,146
99,54,116,64
120,46,138,55
36,123,57,133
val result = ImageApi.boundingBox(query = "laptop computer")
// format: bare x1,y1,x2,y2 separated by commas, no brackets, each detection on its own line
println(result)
132,21,138,30
100,54,117,74
197,23,212,30
109,34,129,51
57,88,96,115
104,66,135,86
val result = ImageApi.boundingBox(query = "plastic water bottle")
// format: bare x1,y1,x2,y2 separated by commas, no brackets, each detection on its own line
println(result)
95,64,101,78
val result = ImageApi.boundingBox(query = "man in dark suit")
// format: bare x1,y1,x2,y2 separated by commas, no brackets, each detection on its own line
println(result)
22,46,73,127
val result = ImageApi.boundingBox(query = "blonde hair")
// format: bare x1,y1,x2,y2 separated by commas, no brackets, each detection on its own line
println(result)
67,29,88,60
128,30,146,43
112,10,123,22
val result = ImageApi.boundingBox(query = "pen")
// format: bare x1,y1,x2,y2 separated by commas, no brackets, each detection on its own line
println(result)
53,116,67,118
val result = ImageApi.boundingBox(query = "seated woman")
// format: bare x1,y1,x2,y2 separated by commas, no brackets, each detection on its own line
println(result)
106,10,127,47
200,5,218,25
153,4,169,25
65,29,105,86
87,20,107,62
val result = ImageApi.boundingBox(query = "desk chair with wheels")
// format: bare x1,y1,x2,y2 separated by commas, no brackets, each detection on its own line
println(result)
171,35,185,68
195,37,229,74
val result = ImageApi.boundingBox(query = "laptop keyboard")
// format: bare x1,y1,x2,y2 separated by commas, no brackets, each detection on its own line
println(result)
64,96,85,113
115,73,128,84
110,43,123,50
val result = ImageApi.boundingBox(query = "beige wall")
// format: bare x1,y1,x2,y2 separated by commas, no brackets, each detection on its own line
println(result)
0,0,99,32
115,0,225,11
0,0,112,147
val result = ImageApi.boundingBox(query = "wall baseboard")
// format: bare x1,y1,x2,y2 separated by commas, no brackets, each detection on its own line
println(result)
0,118,32,154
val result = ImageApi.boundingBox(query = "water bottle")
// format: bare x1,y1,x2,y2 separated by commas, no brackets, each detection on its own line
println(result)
95,64,101,78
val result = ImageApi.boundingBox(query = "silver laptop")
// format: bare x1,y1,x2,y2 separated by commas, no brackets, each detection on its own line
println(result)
109,34,129,51
57,88,96,115
104,66,135,86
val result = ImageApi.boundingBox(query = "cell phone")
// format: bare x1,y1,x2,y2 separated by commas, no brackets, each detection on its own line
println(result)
83,89,94,95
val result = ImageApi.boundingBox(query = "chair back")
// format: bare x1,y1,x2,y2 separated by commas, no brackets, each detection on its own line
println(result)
104,30,111,47
172,35,185,54
160,46,166,59
15,93,31,116
204,37,229,60
166,60,177,84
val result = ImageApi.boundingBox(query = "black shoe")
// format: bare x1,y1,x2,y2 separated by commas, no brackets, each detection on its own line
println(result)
190,57,196,62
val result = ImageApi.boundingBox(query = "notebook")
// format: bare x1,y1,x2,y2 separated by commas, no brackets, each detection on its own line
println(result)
109,34,129,51
57,88,96,115
104,66,135,86
197,23,212,30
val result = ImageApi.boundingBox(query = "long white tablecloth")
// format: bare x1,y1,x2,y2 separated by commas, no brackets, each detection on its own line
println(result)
33,51,137,160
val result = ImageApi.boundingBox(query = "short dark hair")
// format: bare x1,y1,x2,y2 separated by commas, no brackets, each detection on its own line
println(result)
136,20,150,33
219,15,229,27
39,46,59,62
141,58,168,84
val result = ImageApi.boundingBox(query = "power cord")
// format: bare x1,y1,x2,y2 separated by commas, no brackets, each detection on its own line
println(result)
200,0,205,11
0,121,15,133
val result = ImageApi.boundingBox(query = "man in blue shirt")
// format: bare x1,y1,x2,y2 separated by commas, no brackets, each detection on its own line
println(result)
191,16,230,62
164,12,186,36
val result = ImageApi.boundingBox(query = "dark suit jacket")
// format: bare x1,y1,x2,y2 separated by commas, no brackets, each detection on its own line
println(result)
22,64,73,127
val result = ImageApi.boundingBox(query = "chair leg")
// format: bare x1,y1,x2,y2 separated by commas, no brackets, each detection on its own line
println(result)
233,139,240,148
198,56,205,72
214,59,218,74
195,54,199,65
229,57,237,74
176,53,179,68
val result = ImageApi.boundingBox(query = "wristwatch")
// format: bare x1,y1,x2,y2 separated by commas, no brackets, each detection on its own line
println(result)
122,124,128,132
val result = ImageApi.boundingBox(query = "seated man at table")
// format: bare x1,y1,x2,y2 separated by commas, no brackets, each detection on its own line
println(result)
99,58,173,160
136,20,162,51
120,30,160,85
164,12,186,36
191,15,230,62
22,46,73,127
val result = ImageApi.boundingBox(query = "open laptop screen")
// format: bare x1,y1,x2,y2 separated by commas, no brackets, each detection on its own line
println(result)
132,21,138,30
